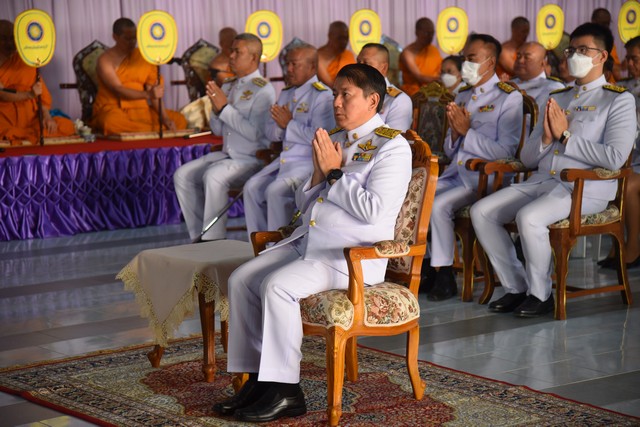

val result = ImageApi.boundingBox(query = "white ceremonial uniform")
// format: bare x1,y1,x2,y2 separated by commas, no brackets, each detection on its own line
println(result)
380,78,413,131
430,74,523,267
617,77,640,170
512,71,565,109
243,76,334,237
471,75,636,301
227,114,412,383
173,70,276,240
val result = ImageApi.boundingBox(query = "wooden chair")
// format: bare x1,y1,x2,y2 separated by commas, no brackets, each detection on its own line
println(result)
411,82,454,174
478,161,634,319
251,130,439,426
62,40,107,123
180,39,220,101
453,90,538,301
381,34,403,88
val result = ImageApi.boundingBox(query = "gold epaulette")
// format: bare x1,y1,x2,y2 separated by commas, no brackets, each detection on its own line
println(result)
550,86,572,95
603,84,627,94
223,76,237,84
252,77,268,87
328,126,343,135
312,81,328,91
386,86,402,97
497,82,516,94
459,85,472,92
547,76,564,83
374,126,402,139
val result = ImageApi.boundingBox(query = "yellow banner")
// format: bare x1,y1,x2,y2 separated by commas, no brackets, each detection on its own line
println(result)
436,7,468,54
245,10,283,62
536,4,565,50
137,10,178,65
349,9,382,55
619,0,640,43
14,9,56,67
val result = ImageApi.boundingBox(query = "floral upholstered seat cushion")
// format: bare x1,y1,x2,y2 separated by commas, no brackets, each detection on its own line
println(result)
301,282,420,330
549,204,620,229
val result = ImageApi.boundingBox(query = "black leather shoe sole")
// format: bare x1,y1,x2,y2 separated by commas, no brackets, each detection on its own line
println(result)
234,390,307,422
513,296,554,318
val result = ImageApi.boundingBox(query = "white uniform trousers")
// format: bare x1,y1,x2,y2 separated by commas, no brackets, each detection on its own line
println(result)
470,181,608,300
243,163,302,238
173,151,261,240
227,239,349,383
429,177,477,267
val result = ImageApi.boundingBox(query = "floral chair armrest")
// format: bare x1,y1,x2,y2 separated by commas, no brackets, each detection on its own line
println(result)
560,167,631,182
373,240,410,257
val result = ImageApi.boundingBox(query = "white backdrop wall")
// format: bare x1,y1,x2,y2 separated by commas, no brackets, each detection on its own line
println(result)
0,0,625,121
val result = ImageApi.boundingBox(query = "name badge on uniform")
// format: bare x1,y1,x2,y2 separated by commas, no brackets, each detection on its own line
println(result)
296,102,309,113
240,90,253,100
575,106,596,112
357,140,377,151
352,152,372,162
478,104,494,113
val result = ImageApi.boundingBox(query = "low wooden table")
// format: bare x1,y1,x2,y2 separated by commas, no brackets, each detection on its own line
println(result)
117,239,253,382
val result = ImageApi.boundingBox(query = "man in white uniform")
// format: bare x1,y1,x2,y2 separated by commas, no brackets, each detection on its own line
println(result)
471,23,636,317
512,42,565,109
243,44,334,237
424,34,523,301
357,43,413,131
173,33,276,241
213,64,412,422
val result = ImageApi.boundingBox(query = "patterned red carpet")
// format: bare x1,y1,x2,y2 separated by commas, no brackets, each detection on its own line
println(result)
0,336,637,426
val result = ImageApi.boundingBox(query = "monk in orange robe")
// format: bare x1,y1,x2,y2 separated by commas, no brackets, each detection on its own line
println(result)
91,18,187,136
317,21,356,87
496,17,530,81
399,18,442,96
0,20,75,145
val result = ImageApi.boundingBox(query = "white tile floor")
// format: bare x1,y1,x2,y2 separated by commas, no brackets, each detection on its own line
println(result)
0,223,638,426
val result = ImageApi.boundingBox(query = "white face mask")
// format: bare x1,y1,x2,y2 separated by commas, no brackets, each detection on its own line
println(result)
567,52,599,79
461,58,490,86
441,73,459,88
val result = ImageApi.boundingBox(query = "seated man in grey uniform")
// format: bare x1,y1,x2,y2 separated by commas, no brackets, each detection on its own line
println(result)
213,64,412,422
357,43,413,131
471,23,636,317
423,34,523,301
243,43,335,237
512,42,565,109
173,33,276,242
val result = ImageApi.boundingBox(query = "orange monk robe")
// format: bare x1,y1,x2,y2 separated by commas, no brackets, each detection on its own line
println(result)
496,50,517,81
91,48,187,135
400,45,442,96
326,50,356,84
0,53,75,145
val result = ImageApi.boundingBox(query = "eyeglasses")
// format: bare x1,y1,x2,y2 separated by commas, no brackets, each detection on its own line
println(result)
563,46,603,57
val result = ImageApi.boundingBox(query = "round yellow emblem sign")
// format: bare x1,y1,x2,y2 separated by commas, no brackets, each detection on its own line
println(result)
619,0,640,43
14,9,56,67
436,7,469,54
245,10,283,62
536,4,565,50
137,10,178,65
349,9,382,55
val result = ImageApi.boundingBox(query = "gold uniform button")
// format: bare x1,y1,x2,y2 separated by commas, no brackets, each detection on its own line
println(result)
284,146,289,151
309,220,316,227
458,160,463,166
280,159,286,164
550,170,556,176
554,150,559,155
317,197,324,203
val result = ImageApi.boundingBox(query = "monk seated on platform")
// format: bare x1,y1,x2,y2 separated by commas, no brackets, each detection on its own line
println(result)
90,18,187,136
399,17,442,97
317,21,356,87
0,20,75,145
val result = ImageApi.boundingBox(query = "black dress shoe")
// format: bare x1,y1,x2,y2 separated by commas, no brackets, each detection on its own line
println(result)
513,295,554,318
488,292,527,313
419,260,437,294
626,255,640,269
234,384,307,422
212,376,267,416
597,256,616,268
427,266,457,301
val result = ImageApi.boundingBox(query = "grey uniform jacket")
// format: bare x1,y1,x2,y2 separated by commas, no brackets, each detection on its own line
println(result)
380,78,413,132
263,114,412,285
210,69,276,161
512,72,565,109
518,75,636,200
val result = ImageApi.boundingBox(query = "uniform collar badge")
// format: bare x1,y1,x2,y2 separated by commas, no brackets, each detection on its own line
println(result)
357,140,377,151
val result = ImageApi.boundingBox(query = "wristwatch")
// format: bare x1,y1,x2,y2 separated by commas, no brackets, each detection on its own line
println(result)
326,169,343,184
559,130,571,144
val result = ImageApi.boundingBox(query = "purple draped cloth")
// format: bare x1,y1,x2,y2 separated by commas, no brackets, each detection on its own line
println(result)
0,145,244,241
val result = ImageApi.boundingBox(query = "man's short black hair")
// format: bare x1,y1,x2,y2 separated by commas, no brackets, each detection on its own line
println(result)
113,18,135,35
511,16,530,28
625,35,640,51
443,55,464,72
467,34,502,67
361,42,390,63
336,63,386,113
